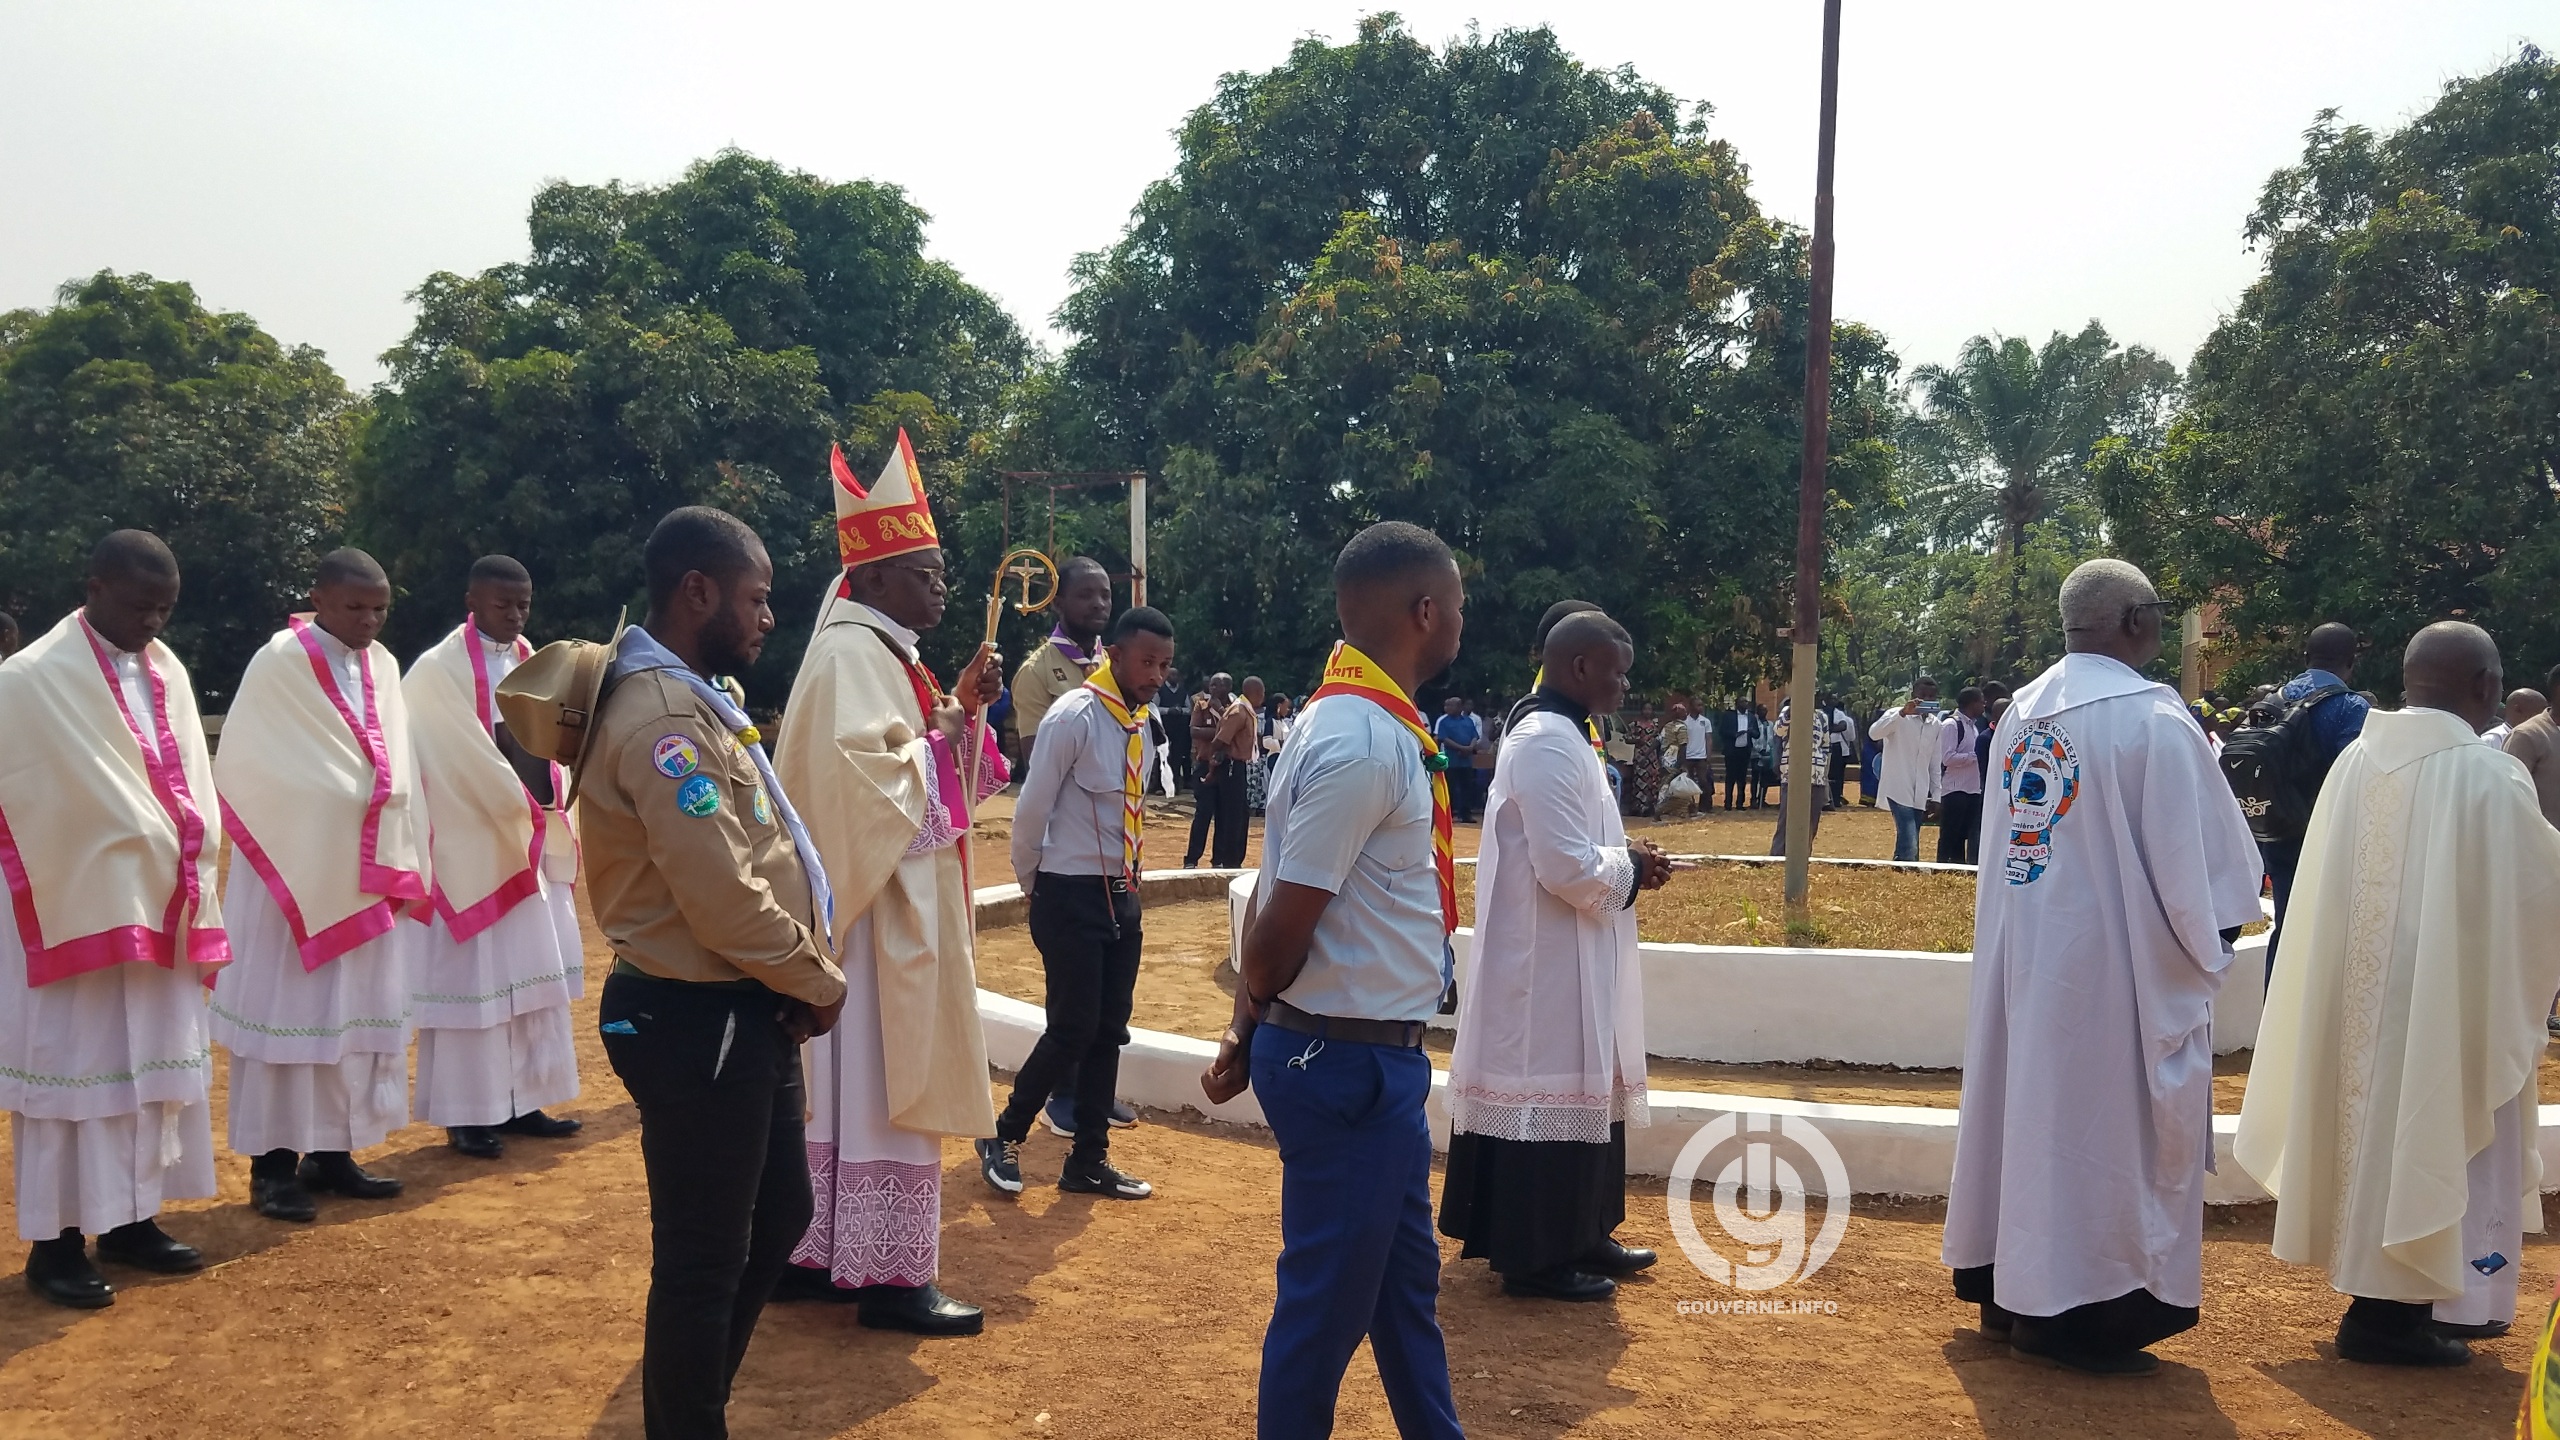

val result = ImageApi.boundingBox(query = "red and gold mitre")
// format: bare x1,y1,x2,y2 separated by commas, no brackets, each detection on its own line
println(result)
832,429,941,567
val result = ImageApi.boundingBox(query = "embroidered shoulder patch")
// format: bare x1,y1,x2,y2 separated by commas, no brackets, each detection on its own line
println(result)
653,734,700,778
752,788,773,826
2000,719,2081,886
676,774,721,818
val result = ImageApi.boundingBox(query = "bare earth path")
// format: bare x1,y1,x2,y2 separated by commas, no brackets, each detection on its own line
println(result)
1,811,2545,1436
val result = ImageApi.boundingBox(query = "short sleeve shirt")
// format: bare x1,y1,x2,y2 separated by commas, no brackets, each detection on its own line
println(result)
1263,693,1448,1024
1009,638,1097,741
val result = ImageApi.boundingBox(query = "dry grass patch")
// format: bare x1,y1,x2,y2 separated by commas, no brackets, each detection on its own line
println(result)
1457,859,1978,952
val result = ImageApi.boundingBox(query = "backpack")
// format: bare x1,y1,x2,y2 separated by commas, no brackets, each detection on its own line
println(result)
2218,683,2346,844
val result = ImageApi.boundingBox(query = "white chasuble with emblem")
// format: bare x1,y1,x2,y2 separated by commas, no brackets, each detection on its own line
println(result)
2236,707,2560,1306
1943,653,2265,1317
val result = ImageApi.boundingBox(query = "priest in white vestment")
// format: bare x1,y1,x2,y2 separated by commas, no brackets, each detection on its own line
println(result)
1944,559,2265,1375
768,435,1004,1335
2236,621,2560,1367
1442,612,1671,1301
211,549,424,1221
404,555,585,1160
0,532,226,1306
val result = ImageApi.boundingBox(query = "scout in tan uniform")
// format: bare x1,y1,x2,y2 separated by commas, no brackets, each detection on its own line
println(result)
502,505,844,1440
1007,555,1112,776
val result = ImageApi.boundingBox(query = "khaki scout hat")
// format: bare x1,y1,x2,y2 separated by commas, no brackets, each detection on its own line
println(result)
497,636,617,798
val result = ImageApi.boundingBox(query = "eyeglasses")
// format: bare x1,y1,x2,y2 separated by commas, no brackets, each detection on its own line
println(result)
876,561,948,582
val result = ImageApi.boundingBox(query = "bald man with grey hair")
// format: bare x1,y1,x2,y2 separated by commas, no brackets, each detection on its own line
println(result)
1946,555,2264,1375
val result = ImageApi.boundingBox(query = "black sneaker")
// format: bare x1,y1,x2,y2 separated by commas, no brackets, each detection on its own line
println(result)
976,1137,1024,1196
1058,1156,1153,1200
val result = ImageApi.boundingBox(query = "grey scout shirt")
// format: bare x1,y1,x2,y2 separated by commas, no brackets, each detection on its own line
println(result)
1263,691,1447,1025
1010,682,1159,886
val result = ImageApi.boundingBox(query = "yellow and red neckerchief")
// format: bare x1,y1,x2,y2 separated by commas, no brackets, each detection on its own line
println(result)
1530,664,1607,756
1310,641,1456,935
1081,657,1147,880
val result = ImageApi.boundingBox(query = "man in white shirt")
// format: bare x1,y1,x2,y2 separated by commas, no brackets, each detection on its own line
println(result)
1945,559,2262,1376
1870,679,1945,862
1678,702,1713,792
980,607,1174,1199
1936,687,1989,864
1204,521,1465,1440
2481,687,2545,747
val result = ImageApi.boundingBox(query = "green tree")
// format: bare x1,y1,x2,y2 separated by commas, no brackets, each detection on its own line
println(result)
2148,48,2560,696
1038,16,1896,700
1902,323,2177,673
0,272,355,703
351,150,1031,696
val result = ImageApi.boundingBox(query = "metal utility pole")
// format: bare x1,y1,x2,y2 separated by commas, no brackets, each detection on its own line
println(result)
1782,0,1843,922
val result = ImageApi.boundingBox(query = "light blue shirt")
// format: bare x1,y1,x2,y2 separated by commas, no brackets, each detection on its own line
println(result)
1262,691,1447,1024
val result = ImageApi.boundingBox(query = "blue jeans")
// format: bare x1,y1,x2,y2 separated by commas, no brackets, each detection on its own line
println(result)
1252,1029,1463,1440
1889,800,1924,862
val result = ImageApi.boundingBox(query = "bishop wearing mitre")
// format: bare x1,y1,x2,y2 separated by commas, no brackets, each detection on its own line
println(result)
770,433,1006,1336
2237,621,2560,1367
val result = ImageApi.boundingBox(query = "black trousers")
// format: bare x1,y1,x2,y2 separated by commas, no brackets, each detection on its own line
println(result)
999,877,1143,1161
1828,756,1849,808
1186,761,1249,867
1936,790,1982,864
600,972,811,1440
1723,751,1752,809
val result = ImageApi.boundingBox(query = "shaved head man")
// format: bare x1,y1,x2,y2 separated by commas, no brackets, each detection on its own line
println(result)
2241,619,2560,1365
1947,557,2265,1375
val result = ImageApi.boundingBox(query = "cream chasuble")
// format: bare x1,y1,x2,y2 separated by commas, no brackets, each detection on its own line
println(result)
2235,707,2560,1304
775,592,998,1140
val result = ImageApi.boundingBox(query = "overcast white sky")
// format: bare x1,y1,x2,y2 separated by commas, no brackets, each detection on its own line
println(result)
2,2,2545,388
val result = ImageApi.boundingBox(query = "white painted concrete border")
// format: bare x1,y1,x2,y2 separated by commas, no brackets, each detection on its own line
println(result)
975,872,2556,1197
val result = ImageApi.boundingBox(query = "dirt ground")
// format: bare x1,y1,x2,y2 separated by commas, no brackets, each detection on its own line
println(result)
6,805,2539,1437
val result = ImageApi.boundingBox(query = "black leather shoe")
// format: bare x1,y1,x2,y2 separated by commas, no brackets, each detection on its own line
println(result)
250,1173,318,1222
857,1283,984,1336
299,1152,404,1200
24,1233,113,1310
447,1126,504,1159
1580,1239,1657,1276
497,1110,582,1138
96,1219,203,1274
1501,1267,1616,1302
1979,1301,2017,1339
771,1264,863,1304
2338,1312,2472,1366
2435,1318,2512,1340
2009,1335,2160,1376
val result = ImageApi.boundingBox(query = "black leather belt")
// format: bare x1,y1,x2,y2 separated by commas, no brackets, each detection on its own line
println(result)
1261,998,1427,1050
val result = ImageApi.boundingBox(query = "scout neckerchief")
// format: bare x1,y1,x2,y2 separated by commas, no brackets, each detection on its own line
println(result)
1309,641,1456,935
1048,625,1098,667
1529,664,1607,757
1081,657,1147,879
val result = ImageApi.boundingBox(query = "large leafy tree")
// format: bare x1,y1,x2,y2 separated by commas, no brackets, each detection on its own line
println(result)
1901,323,2177,673
352,150,1031,695
0,272,355,703
2141,48,2560,694
1035,16,1896,700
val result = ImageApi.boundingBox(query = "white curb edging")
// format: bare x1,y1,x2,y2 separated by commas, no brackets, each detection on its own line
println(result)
974,872,2557,1198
